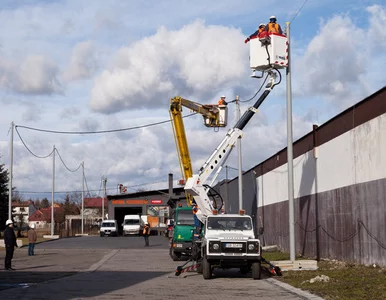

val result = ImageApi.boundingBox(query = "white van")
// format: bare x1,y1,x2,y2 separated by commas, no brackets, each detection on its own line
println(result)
122,215,145,236
100,220,118,237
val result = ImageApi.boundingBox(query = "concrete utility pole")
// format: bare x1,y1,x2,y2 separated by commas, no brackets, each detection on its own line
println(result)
236,95,243,211
102,176,107,220
286,22,296,262
81,162,84,235
51,145,55,236
8,121,14,220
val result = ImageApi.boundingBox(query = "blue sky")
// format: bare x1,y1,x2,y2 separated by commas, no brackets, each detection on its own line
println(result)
0,0,385,200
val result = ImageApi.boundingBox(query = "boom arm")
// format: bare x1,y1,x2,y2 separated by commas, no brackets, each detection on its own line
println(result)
170,96,228,206
185,70,280,222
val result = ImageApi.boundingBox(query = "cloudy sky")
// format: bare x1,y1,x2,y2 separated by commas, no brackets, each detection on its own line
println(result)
0,0,385,201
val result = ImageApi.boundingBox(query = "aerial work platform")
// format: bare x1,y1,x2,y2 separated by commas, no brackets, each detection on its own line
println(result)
249,33,288,72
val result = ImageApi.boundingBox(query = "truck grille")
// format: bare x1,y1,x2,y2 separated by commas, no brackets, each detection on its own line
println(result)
221,242,246,253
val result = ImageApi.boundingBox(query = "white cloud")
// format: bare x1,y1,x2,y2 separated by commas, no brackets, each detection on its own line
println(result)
63,41,97,81
17,55,62,95
0,55,62,95
90,20,248,113
294,6,386,110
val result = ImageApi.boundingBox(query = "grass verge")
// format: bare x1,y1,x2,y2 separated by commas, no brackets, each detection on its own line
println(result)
263,252,386,300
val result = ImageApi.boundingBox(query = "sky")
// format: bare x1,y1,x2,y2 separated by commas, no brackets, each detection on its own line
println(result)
0,0,385,201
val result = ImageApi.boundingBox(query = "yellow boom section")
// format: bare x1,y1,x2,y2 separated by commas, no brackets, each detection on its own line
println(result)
169,96,227,206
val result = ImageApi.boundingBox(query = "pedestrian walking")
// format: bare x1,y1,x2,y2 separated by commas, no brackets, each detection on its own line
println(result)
28,224,37,256
4,219,18,271
143,223,151,247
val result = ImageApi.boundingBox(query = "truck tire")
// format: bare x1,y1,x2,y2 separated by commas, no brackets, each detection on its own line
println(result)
100,233,104,237
202,257,212,279
252,261,262,280
196,259,203,274
170,247,181,261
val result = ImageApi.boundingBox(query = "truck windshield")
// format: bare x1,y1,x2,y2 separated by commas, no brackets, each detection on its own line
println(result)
102,222,115,227
124,219,140,225
176,210,195,225
207,217,252,230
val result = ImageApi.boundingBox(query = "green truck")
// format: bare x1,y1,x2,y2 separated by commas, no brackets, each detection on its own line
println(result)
169,206,195,261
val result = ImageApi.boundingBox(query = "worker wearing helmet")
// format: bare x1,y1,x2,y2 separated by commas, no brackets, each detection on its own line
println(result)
28,223,37,256
218,95,227,105
265,16,283,35
244,23,266,43
4,219,18,270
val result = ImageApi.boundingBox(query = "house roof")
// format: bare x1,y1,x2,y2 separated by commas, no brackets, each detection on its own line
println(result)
29,206,64,222
84,197,108,208
11,200,35,208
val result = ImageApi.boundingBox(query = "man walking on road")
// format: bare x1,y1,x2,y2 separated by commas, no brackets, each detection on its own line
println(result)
143,223,151,247
4,219,18,270
28,224,37,256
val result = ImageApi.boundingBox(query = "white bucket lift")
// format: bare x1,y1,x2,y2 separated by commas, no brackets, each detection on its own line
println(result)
250,33,288,73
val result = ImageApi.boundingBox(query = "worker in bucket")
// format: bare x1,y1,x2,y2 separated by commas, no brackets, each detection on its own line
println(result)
265,16,283,34
218,95,227,105
244,23,266,43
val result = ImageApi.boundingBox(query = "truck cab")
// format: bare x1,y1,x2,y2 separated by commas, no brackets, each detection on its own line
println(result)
199,213,261,279
170,206,195,261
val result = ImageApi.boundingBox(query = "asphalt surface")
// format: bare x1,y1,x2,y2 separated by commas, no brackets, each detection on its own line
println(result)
0,235,324,300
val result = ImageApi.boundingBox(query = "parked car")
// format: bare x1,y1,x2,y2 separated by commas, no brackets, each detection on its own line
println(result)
100,220,118,237
122,215,145,236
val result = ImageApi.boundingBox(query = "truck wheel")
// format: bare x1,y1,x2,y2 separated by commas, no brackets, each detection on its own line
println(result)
196,259,203,274
170,247,181,261
100,233,104,237
202,257,212,279
252,261,262,280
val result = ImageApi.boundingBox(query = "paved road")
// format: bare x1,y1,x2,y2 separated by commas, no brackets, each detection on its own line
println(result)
0,236,323,300
34,234,168,249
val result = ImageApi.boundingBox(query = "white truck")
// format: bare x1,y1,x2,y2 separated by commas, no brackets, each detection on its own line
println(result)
176,68,282,280
122,215,146,236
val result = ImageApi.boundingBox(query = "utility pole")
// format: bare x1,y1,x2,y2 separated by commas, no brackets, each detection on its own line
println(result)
81,162,84,235
51,145,55,236
236,95,243,211
286,22,296,262
102,176,107,220
8,121,14,220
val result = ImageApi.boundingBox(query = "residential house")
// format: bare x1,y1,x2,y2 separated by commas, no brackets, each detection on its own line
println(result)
11,200,37,227
84,197,108,219
29,205,64,229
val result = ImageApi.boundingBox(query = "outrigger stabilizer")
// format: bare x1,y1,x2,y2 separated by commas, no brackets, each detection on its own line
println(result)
261,256,282,276
175,260,199,276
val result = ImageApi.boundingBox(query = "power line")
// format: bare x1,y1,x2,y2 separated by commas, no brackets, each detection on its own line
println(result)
55,148,82,172
14,126,54,158
290,0,309,24
14,113,197,135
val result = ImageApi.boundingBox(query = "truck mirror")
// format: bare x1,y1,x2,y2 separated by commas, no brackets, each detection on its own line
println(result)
258,227,264,235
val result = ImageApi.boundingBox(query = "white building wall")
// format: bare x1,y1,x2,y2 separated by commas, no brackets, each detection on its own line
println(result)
257,113,386,207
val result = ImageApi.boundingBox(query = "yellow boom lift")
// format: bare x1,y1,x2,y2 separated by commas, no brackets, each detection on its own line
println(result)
169,96,228,206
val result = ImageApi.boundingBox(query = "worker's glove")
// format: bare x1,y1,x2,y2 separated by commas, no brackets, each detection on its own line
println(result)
244,38,250,44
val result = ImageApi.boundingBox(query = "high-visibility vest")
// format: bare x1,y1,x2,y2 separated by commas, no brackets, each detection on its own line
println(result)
267,22,279,33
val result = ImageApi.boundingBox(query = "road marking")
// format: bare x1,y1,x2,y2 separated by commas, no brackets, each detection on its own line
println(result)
87,249,119,272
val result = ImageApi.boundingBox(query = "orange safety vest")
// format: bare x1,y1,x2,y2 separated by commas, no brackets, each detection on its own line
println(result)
143,225,150,235
192,205,198,214
267,22,279,33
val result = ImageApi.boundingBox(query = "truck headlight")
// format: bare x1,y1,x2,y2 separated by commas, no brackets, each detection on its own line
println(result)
209,241,221,253
247,241,260,253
